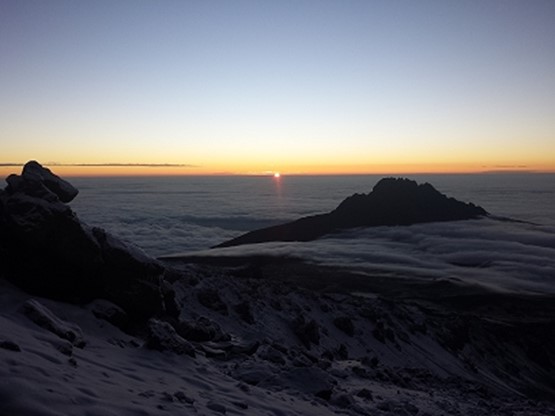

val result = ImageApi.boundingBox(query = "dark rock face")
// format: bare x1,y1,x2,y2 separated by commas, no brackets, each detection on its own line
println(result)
22,299,86,348
6,160,78,203
333,316,355,337
0,340,21,352
145,319,195,356
176,317,230,343
292,316,320,348
90,299,130,330
0,161,169,323
333,178,487,226
197,288,228,315
216,177,488,247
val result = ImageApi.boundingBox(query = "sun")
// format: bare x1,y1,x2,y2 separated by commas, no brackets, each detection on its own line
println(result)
273,172,281,178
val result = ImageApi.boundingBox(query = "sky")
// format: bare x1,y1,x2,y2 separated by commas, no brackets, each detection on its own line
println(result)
1,0,554,176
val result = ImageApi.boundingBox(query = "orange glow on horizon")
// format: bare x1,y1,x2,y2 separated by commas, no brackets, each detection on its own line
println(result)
1,161,554,179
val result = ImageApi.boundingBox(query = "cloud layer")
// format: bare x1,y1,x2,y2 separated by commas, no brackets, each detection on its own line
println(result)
194,219,555,295
68,175,555,296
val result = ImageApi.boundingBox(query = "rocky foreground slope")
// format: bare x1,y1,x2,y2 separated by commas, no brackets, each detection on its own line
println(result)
1,162,554,416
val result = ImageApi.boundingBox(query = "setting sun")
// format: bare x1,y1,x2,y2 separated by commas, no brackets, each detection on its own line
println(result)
273,172,281,178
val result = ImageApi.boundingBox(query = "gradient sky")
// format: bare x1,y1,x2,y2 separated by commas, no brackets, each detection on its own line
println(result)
1,1,554,176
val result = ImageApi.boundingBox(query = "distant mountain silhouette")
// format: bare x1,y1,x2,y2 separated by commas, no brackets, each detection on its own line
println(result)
215,178,488,248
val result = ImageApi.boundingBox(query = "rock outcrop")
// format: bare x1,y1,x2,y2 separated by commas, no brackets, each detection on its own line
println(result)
216,178,488,247
5,160,79,203
0,161,172,323
22,299,86,348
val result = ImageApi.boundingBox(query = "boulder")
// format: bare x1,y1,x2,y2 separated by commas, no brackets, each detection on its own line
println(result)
175,316,230,342
292,316,320,348
0,161,170,324
196,288,228,315
0,340,21,352
215,177,488,247
234,300,255,324
22,299,85,348
6,160,78,203
267,367,334,397
333,316,355,337
145,319,195,356
90,299,129,330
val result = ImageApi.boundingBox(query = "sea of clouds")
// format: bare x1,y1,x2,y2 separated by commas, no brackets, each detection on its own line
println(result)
70,175,555,295
178,218,555,295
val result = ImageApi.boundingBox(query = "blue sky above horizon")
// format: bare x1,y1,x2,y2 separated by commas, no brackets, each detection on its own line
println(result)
1,1,554,175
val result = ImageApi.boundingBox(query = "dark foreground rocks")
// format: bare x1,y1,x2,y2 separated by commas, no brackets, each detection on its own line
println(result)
163,258,555,413
22,299,86,348
0,161,173,324
216,177,488,247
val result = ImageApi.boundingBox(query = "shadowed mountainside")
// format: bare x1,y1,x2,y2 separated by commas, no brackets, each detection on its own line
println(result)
215,177,488,248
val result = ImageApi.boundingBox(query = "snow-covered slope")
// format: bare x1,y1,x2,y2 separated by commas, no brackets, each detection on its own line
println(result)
2,261,555,416
1,162,554,415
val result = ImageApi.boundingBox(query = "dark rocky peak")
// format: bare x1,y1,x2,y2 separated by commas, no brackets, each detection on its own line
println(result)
332,177,487,226
216,177,488,248
336,178,446,212
5,160,78,203
374,177,422,192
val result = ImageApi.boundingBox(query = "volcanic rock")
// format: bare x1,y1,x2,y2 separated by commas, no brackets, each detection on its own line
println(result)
22,299,86,348
6,160,78,203
196,288,228,315
175,317,230,342
90,299,130,330
333,316,355,337
0,161,169,323
145,319,195,356
216,177,488,247
292,316,320,348
0,340,21,352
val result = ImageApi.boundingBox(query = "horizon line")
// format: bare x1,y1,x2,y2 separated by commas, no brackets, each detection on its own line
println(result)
1,162,554,177
0,162,198,168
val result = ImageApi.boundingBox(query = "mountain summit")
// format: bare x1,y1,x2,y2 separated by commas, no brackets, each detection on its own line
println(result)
215,178,488,248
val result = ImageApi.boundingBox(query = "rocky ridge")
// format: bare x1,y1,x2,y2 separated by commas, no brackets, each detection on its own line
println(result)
216,177,488,248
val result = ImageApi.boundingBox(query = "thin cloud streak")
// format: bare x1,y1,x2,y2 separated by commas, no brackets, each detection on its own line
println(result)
0,162,198,168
